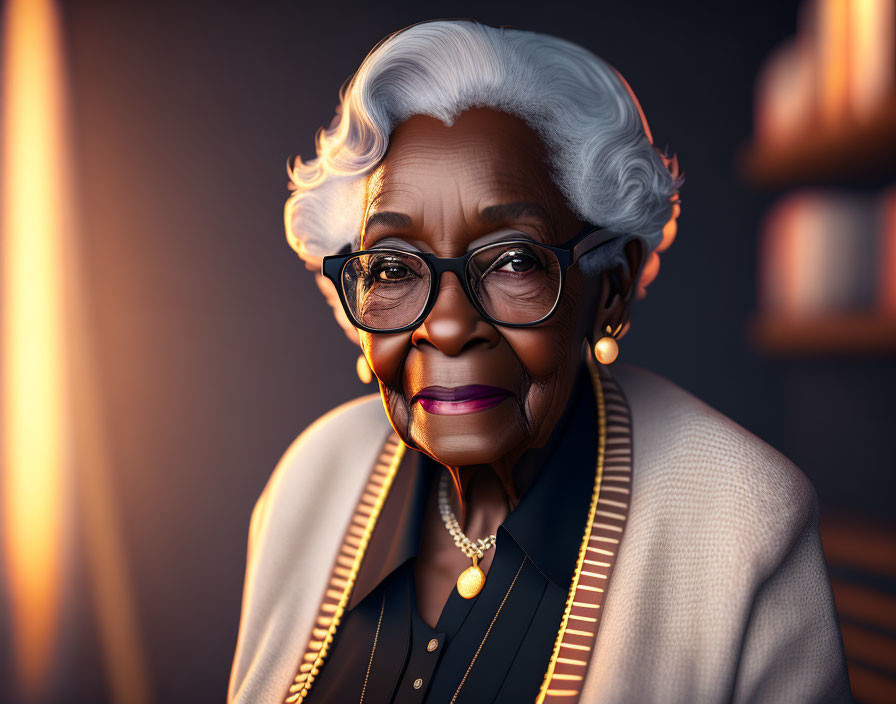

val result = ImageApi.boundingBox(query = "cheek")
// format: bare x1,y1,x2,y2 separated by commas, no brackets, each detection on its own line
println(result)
501,326,571,380
362,331,411,386
500,284,586,445
361,331,414,436
501,286,584,381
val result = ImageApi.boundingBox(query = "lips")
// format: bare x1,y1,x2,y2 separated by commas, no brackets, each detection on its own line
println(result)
410,384,513,416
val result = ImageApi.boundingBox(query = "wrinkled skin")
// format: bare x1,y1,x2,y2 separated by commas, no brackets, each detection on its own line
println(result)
356,107,644,625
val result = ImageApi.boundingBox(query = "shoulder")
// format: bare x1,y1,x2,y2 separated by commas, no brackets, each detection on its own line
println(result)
610,363,818,577
229,394,391,703
248,393,391,553
270,392,389,485
585,367,848,704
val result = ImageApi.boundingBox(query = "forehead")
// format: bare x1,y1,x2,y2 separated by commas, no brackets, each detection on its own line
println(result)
363,108,574,248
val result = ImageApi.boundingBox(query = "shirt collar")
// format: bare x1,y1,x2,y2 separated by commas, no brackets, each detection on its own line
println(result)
347,443,431,610
501,357,597,587
348,354,599,609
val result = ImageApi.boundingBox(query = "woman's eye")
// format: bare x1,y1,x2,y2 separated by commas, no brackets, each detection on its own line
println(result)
368,256,416,282
495,250,539,274
376,265,411,280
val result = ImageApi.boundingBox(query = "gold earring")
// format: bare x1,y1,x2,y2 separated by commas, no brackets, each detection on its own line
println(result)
593,323,623,365
356,354,374,384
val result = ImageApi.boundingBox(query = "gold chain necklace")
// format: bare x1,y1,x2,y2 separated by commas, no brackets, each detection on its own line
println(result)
285,352,614,704
437,470,497,599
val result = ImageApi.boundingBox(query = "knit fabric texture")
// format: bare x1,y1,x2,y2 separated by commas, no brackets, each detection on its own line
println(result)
227,363,852,704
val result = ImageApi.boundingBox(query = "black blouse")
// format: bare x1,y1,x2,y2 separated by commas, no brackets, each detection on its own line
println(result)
306,359,598,703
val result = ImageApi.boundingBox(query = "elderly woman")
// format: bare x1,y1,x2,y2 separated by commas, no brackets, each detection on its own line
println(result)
228,20,851,704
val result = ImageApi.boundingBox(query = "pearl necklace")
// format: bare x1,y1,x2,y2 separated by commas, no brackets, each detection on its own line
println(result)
438,470,497,599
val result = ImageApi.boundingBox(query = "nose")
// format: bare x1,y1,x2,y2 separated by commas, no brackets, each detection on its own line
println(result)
411,272,500,356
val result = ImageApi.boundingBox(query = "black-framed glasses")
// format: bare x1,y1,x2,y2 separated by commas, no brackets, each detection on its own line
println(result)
321,224,623,334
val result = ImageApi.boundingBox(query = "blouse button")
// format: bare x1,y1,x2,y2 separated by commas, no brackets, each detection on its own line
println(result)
426,638,439,652
413,678,424,690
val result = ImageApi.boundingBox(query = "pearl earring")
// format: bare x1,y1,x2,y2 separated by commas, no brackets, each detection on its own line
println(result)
356,354,374,384
593,323,623,365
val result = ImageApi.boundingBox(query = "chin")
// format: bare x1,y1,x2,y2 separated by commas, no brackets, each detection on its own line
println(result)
406,401,529,467
415,436,512,468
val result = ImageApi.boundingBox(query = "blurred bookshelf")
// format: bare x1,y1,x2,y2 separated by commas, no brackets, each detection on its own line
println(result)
821,511,896,704
750,312,896,354
742,0,896,357
740,94,896,188
742,3,896,701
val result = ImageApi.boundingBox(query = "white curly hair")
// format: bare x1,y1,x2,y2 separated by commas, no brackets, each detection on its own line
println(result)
284,19,683,341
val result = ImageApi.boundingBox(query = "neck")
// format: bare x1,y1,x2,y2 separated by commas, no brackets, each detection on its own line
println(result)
442,345,589,534
444,441,549,531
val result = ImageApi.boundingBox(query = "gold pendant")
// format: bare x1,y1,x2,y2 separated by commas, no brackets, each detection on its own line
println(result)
457,555,485,599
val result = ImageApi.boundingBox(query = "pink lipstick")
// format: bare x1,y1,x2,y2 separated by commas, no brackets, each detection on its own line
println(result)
411,385,513,416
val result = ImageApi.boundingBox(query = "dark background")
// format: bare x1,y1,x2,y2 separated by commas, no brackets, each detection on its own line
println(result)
3,0,892,702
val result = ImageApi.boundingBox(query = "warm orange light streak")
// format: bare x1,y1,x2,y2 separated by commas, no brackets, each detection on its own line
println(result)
1,0,68,698
850,0,896,119
63,152,155,704
2,2,152,703
817,0,851,127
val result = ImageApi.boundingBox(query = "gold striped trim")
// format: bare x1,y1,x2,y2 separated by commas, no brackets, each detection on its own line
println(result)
586,547,615,556
568,614,598,623
536,358,633,704
282,433,406,703
283,355,632,704
600,486,630,494
559,643,592,652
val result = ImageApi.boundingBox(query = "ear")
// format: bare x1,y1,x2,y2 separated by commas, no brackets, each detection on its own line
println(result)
591,238,646,342
313,271,362,347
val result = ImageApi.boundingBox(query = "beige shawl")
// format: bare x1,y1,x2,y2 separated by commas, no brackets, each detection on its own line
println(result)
227,363,852,703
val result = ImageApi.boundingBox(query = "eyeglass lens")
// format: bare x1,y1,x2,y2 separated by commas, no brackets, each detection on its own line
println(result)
341,242,562,330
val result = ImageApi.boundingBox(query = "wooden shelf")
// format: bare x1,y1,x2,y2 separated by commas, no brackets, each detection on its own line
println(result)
820,511,896,704
739,95,896,188
749,312,896,355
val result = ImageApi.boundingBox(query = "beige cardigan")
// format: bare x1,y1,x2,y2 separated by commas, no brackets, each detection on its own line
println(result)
228,363,852,703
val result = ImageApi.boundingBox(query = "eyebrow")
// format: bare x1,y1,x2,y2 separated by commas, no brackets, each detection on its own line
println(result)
364,211,413,233
365,201,549,233
479,201,551,224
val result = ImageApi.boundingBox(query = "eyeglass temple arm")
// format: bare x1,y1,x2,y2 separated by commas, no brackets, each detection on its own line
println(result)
571,226,624,263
